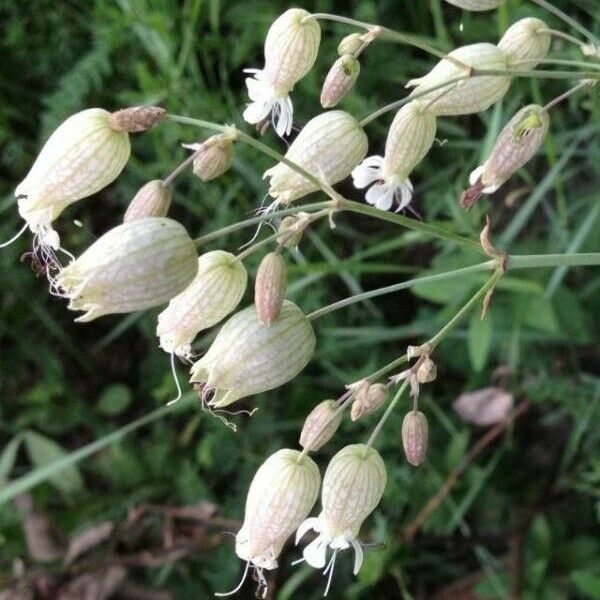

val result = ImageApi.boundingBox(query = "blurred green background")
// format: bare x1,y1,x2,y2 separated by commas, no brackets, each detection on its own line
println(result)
1,0,599,598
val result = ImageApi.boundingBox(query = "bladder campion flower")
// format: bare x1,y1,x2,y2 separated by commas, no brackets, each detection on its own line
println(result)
300,400,343,451
123,180,172,222
352,101,436,211
402,411,429,466
498,18,551,71
223,449,320,597
255,252,287,326
320,54,361,108
461,104,548,208
156,251,248,358
406,44,510,116
264,111,368,206
56,217,198,322
296,444,387,594
444,0,506,10
243,9,321,137
189,300,316,408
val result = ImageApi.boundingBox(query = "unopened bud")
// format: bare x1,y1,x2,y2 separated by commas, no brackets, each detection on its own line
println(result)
338,33,364,56
321,54,360,108
444,0,506,9
498,18,551,71
277,215,304,248
402,411,429,466
300,400,342,451
453,387,513,426
123,180,172,222
183,132,236,182
351,382,389,421
108,106,166,133
416,357,437,384
255,252,287,326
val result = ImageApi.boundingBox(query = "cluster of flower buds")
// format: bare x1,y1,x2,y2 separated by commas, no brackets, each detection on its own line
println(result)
349,381,389,421
182,127,237,182
296,444,387,589
190,301,316,408
56,217,198,322
156,250,248,358
123,180,173,222
254,252,287,326
460,104,549,208
243,9,321,137
444,0,506,10
299,400,342,451
264,110,368,206
352,101,437,211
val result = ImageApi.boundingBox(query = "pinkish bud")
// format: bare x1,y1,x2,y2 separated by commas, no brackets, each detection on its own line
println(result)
108,106,166,133
255,252,287,326
277,215,305,248
320,54,360,108
350,382,389,421
123,180,172,222
337,33,363,56
183,132,236,182
453,387,513,426
402,411,429,466
299,399,342,451
416,357,437,384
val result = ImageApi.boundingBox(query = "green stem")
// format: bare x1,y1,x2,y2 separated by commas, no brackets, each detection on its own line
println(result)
529,0,599,45
367,380,410,447
307,261,495,321
539,28,587,49
367,354,410,384
508,253,600,270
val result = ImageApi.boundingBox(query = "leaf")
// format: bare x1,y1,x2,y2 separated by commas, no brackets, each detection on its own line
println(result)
571,570,600,597
468,312,492,372
517,294,559,334
24,431,84,496
23,512,66,562
97,384,132,416
0,437,21,485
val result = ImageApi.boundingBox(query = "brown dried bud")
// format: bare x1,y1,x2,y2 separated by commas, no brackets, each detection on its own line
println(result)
255,252,287,326
277,215,304,248
108,106,166,133
184,134,235,182
299,399,342,451
351,382,389,421
320,54,360,108
416,357,437,384
123,180,172,222
453,387,513,426
402,411,429,466
337,33,363,56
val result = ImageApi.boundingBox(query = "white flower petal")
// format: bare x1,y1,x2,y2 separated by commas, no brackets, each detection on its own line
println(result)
395,179,414,211
366,182,395,211
469,165,485,185
303,535,329,569
296,517,320,544
350,537,364,575
351,155,384,189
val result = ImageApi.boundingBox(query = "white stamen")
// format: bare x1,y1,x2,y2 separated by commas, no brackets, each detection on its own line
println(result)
323,550,338,597
0,222,28,248
214,561,251,597
167,352,183,406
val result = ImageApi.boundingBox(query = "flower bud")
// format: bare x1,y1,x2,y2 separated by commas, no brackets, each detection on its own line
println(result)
123,180,172,222
15,108,130,243
277,215,304,248
157,250,248,358
402,411,429,466
338,33,363,56
56,218,198,322
461,104,548,208
320,54,360,108
108,106,166,133
352,101,436,211
264,111,368,205
453,387,513,426
236,449,320,570
444,0,506,10
255,252,287,326
299,399,342,451
183,133,236,182
190,300,316,407
350,383,389,421
296,444,386,576
406,43,510,116
416,357,437,384
498,18,551,71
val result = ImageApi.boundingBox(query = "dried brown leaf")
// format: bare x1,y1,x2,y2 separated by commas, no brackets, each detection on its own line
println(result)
57,566,126,600
23,513,66,562
65,521,114,565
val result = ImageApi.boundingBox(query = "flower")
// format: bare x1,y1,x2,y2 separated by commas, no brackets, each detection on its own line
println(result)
352,101,436,211
402,411,429,466
320,54,360,108
296,444,387,594
56,217,198,322
243,9,321,137
156,250,248,358
299,400,342,451
14,108,130,257
453,387,514,426
406,43,510,116
264,111,368,206
220,449,320,597
498,18,551,71
460,104,548,208
255,252,287,326
189,300,316,408
123,180,172,222
444,0,506,10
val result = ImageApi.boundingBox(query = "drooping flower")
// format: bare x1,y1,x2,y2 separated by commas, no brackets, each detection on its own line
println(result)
255,252,287,326
221,449,320,597
56,217,198,322
402,411,429,466
352,101,436,211
296,444,387,594
264,111,368,206
320,54,361,108
156,250,248,358
12,108,131,259
189,300,316,408
299,399,343,452
123,180,172,222
444,0,506,10
243,9,321,137
498,17,551,71
460,104,548,208
406,43,511,116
